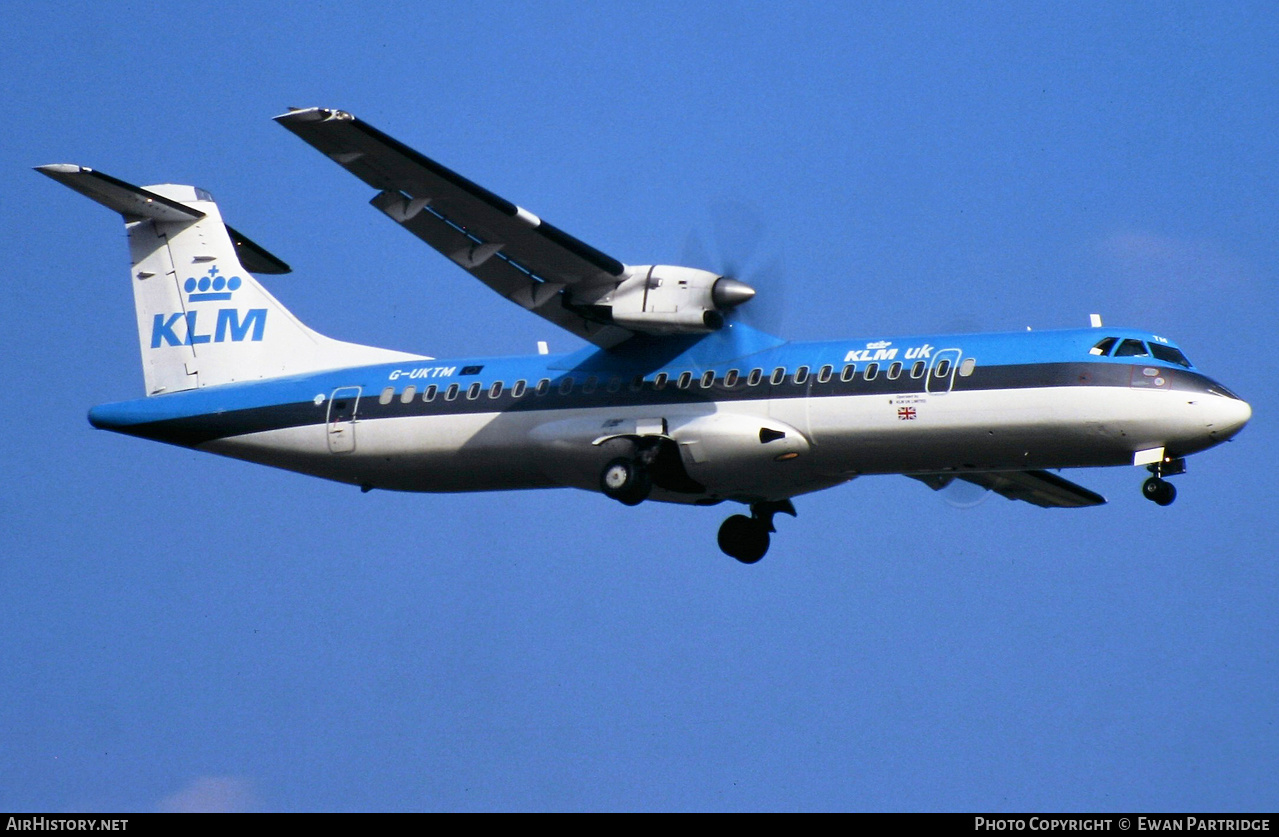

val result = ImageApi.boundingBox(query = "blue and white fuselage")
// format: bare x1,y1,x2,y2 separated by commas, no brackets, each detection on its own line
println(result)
88,324,1249,506
39,107,1251,563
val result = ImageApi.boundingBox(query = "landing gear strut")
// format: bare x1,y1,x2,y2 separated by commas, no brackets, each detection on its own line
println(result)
717,500,797,564
1142,457,1185,507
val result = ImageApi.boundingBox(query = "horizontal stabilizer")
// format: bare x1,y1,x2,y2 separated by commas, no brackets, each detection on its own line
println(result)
911,469,1106,508
36,164,204,222
37,165,290,275
225,224,291,274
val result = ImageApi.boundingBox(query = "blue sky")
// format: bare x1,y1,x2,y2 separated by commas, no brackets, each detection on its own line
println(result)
2,1,1276,812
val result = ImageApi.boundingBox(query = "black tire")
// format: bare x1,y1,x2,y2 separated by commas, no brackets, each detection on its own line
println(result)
1143,477,1177,506
717,514,770,564
600,457,651,506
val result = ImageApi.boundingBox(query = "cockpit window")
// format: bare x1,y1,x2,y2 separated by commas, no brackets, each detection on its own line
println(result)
1089,337,1118,356
1113,339,1150,358
1149,343,1192,368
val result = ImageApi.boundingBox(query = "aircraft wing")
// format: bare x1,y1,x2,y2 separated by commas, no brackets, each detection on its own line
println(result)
910,470,1106,508
275,107,635,348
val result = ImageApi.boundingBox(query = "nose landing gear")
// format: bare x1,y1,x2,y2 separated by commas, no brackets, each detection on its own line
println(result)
717,500,797,564
1142,476,1176,506
1142,457,1186,506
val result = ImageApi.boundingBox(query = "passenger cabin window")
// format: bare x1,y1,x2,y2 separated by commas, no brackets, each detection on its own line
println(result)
1149,343,1192,368
770,367,786,385
423,385,437,402
654,373,669,390
1114,339,1150,358
489,381,503,398
1090,337,1118,356
467,382,482,400
379,386,395,405
629,375,645,392
864,363,879,380
911,360,926,378
817,365,833,383
841,364,857,382
445,383,459,401
583,376,598,394
887,362,902,380
512,380,527,397
700,371,715,388
535,378,550,396
725,369,740,387
958,357,976,377
607,377,622,393
677,372,693,389
400,386,416,403
934,359,952,377
558,377,575,395
793,366,809,385
747,368,763,386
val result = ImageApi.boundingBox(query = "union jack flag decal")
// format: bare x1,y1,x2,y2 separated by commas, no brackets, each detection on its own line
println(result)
898,407,917,420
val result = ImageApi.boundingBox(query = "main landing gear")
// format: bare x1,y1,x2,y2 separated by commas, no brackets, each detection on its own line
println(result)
598,447,796,564
1142,457,1186,507
600,456,652,506
599,439,664,506
717,500,797,564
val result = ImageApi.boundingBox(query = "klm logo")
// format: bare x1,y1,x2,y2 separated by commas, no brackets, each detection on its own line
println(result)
151,309,267,347
184,265,240,302
150,265,266,347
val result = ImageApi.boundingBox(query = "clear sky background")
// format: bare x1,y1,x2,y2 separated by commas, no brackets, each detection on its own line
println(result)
2,1,1275,812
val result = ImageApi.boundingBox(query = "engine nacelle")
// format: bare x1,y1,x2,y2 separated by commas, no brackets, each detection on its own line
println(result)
606,265,754,334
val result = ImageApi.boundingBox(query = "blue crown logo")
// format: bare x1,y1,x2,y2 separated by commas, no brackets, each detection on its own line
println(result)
184,265,242,303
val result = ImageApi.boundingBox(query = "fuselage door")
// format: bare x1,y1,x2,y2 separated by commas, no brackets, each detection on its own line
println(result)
926,349,963,394
326,386,362,453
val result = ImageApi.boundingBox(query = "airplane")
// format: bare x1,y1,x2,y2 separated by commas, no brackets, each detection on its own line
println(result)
37,107,1252,563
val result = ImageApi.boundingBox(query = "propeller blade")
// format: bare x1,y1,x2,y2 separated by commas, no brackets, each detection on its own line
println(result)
681,201,787,334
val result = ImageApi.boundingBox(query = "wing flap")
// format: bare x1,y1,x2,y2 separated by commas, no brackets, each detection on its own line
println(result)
366,189,633,347
911,470,1106,508
276,108,635,347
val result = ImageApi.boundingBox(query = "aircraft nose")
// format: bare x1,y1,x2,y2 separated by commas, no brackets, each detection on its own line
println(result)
1206,391,1251,441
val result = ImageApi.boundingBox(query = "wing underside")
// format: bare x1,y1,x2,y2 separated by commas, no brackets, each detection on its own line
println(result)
911,470,1107,508
275,107,634,347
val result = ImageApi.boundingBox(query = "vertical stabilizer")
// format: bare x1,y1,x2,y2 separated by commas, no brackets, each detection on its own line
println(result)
37,165,424,394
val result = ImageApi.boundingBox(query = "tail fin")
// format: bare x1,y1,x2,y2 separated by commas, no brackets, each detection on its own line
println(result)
37,165,422,394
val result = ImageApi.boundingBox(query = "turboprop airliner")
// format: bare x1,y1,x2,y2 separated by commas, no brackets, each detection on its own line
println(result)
38,107,1251,563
